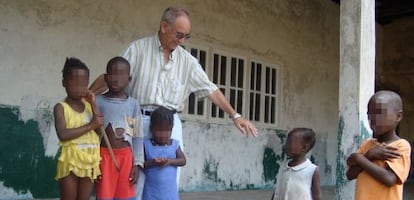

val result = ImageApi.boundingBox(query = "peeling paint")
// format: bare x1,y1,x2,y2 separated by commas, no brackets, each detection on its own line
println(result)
19,96,59,157
262,130,286,184
360,121,371,141
0,105,58,198
203,157,223,184
0,181,32,200
262,147,284,183
335,116,346,199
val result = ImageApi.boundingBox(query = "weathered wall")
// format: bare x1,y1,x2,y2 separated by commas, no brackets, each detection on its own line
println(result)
377,16,414,142
0,0,340,198
376,16,414,176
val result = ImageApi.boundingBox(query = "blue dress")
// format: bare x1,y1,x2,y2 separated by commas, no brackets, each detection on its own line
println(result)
143,138,179,200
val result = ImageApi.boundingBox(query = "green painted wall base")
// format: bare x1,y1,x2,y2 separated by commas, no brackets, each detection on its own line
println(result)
0,105,58,198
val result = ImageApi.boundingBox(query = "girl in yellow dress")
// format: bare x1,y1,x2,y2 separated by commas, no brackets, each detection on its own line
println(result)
53,57,103,200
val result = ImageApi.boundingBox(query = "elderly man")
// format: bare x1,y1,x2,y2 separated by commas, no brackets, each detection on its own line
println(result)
90,6,257,199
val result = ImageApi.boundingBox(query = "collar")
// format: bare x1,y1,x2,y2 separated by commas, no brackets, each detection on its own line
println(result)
283,158,311,171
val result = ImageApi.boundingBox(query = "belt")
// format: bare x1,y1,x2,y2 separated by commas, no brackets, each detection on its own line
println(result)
141,108,178,116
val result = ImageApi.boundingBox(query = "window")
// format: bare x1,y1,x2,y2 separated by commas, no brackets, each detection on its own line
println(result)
249,61,278,125
181,44,208,120
210,51,246,121
182,44,280,127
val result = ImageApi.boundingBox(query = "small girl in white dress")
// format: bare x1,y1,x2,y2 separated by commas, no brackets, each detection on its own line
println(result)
271,128,321,200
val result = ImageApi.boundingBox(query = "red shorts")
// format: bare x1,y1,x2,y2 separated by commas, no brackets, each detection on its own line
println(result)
95,147,136,200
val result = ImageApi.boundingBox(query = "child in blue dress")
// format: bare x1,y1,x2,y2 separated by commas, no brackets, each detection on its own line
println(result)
142,106,186,200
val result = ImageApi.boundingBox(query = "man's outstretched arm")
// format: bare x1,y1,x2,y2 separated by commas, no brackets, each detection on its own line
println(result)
208,89,258,137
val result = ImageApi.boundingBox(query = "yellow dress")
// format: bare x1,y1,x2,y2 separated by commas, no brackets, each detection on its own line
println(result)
55,101,101,180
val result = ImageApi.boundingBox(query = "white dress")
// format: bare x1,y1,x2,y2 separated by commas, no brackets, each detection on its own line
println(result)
273,159,317,200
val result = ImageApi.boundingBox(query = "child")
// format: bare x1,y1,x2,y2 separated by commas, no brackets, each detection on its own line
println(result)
94,56,144,200
346,90,411,200
142,106,186,200
54,57,103,200
272,128,321,200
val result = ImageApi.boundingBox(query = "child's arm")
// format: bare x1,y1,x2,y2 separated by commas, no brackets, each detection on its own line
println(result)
129,136,144,184
129,103,145,183
170,146,186,167
347,144,401,180
89,74,108,94
346,165,363,180
311,167,322,200
84,91,100,120
142,143,160,169
144,157,162,168
347,153,398,186
53,103,103,141
365,143,400,161
346,153,363,180
144,146,186,168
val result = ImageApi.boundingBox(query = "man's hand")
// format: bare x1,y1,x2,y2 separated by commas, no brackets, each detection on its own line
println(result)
233,117,258,137
365,143,400,161
207,90,258,137
129,165,139,184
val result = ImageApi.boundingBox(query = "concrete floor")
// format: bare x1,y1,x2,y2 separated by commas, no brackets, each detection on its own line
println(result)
34,181,414,200
180,186,333,200
180,181,414,200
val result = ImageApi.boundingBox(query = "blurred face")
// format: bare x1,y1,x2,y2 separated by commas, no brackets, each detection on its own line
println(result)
367,97,401,138
284,131,306,158
105,62,131,93
63,68,89,100
151,124,173,145
161,15,191,51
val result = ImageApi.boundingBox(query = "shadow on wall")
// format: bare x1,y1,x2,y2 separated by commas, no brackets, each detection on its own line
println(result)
0,105,59,198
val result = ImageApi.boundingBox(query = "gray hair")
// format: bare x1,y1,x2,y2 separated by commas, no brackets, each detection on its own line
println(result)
161,7,190,25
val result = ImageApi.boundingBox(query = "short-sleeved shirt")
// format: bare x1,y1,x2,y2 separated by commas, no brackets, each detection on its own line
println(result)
121,33,218,111
354,138,411,200
96,95,144,167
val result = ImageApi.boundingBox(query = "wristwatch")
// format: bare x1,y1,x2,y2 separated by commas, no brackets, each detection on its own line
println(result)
230,113,242,120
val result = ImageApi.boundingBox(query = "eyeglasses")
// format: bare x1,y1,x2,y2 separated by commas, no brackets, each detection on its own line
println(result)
169,24,191,40
175,31,191,40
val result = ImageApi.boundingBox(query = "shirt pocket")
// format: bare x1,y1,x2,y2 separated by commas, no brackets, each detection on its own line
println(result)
160,79,184,106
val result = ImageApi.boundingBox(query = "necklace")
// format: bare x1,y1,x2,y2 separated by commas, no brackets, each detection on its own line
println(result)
151,139,169,146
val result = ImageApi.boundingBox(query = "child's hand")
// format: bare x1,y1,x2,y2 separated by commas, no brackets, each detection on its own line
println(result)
83,90,96,104
129,165,139,184
347,153,362,166
95,175,102,183
365,143,400,161
153,158,169,166
89,113,104,130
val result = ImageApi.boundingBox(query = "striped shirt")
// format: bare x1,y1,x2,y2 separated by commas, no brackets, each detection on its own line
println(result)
122,33,218,111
